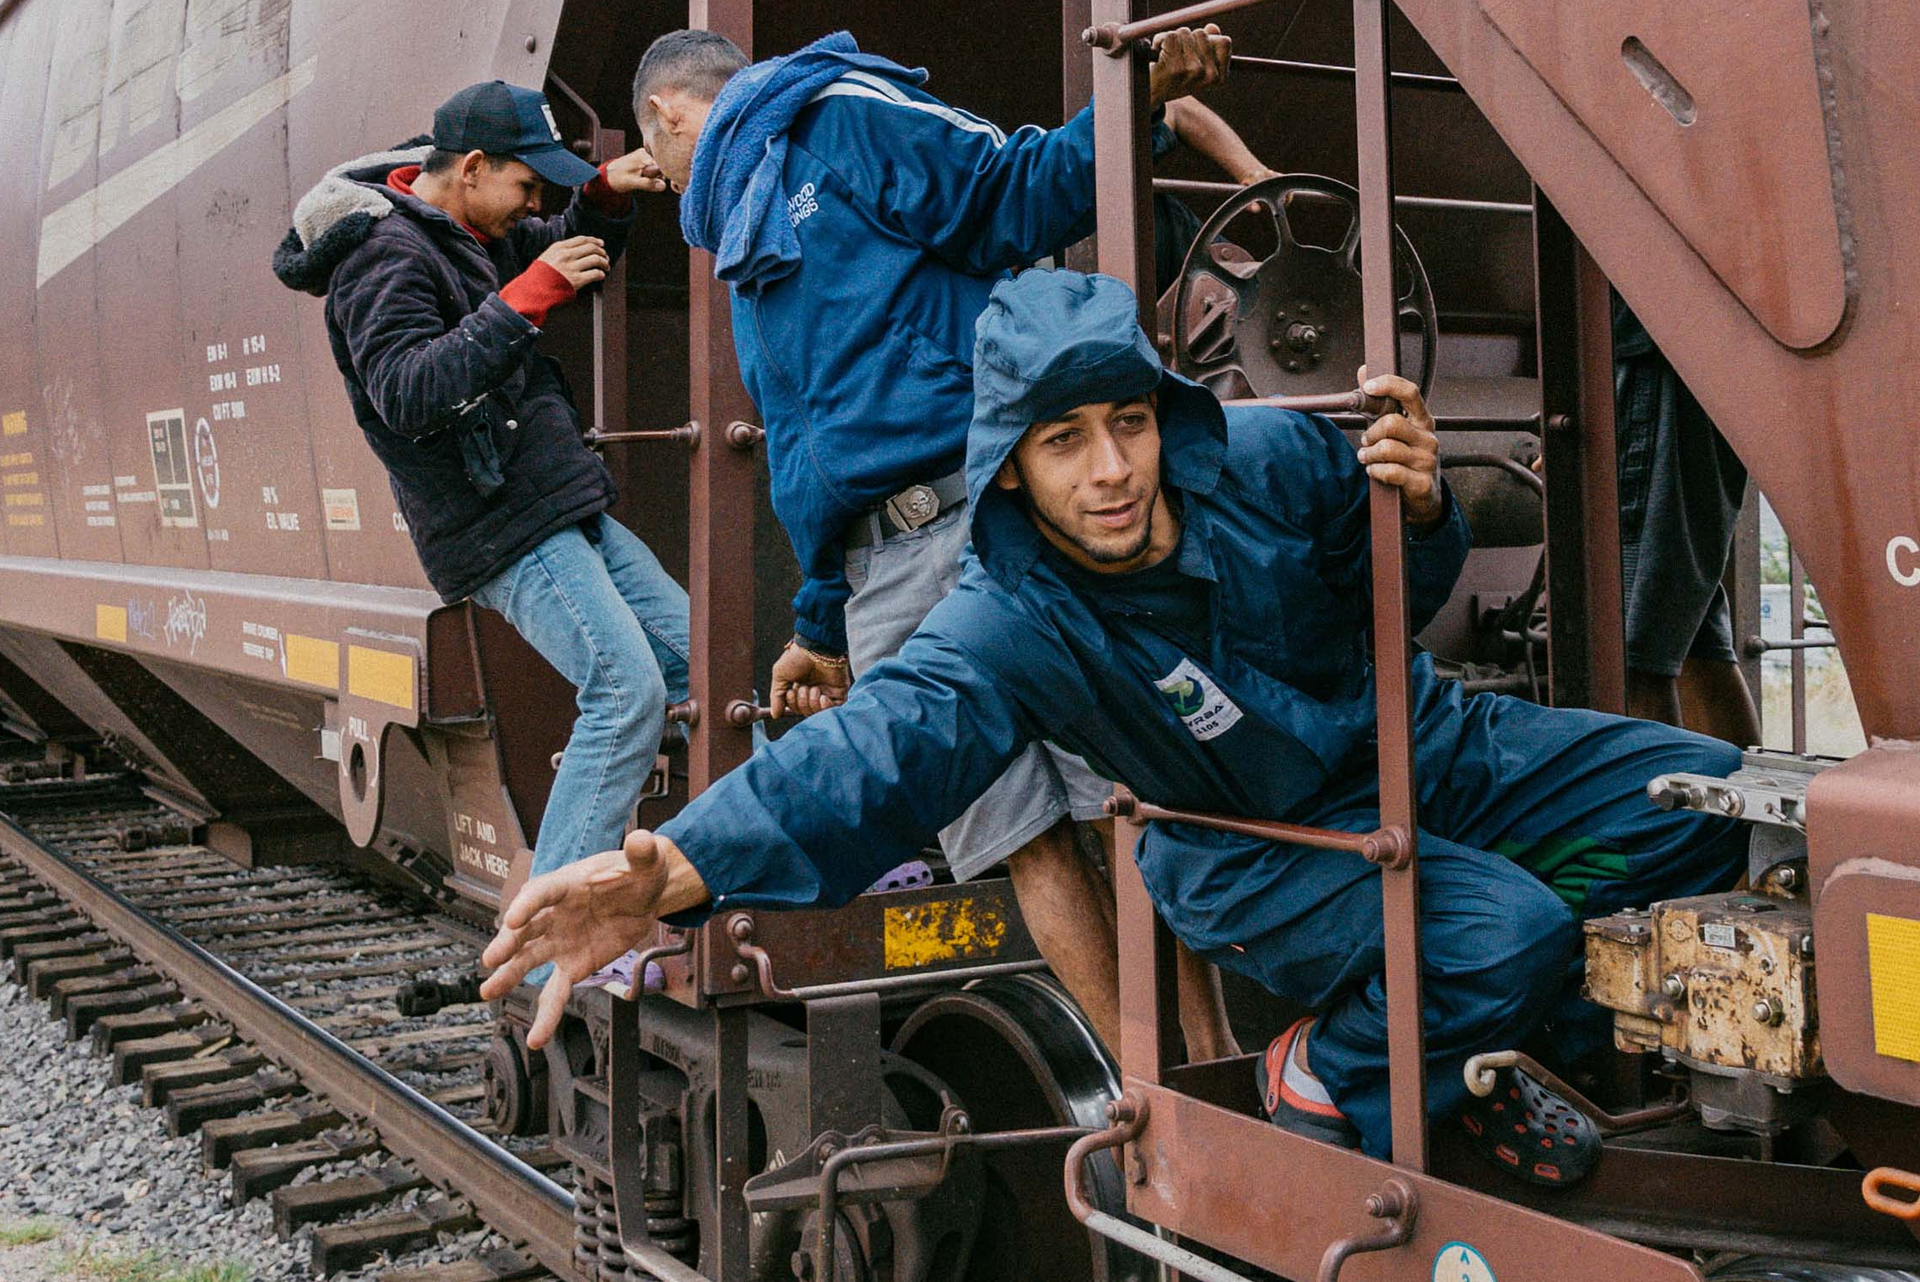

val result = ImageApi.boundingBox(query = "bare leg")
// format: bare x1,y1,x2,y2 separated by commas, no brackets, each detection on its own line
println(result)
1006,820,1121,1052
1626,668,1684,727
1676,656,1762,748
1007,820,1239,1062
1176,939,1241,1061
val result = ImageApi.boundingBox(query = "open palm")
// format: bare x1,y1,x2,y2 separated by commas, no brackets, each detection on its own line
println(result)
479,834,674,1047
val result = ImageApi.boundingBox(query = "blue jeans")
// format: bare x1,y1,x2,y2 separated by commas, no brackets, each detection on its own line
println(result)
471,514,690,882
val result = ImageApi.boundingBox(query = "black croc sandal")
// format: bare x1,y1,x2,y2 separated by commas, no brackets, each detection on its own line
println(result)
1459,1066,1600,1187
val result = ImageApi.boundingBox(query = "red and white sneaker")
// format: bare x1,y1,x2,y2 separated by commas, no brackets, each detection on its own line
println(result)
1255,1017,1362,1149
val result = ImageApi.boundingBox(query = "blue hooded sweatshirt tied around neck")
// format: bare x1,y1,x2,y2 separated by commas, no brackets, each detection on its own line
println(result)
678,35,1102,655
679,31,925,294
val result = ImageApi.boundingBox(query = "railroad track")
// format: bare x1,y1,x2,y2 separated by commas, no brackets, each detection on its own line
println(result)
0,758,580,1280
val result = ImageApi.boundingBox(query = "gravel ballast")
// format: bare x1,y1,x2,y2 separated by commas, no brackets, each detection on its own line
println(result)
0,958,523,1280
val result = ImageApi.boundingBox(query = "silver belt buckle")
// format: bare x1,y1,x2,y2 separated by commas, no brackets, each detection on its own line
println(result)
884,483,941,533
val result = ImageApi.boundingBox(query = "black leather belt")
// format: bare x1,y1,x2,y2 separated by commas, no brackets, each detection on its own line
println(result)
844,471,968,550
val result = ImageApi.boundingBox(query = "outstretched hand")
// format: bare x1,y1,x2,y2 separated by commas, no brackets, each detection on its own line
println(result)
1355,366,1444,530
479,831,709,1048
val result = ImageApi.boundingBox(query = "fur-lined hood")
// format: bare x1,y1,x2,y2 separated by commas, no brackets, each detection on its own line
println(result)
272,138,432,296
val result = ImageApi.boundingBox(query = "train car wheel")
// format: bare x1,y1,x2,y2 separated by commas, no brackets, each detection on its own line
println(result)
892,974,1150,1282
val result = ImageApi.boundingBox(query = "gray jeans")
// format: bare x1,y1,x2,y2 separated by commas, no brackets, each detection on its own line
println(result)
844,505,1110,881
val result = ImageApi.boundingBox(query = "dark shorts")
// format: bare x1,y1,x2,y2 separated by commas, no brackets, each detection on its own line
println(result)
1614,298,1747,677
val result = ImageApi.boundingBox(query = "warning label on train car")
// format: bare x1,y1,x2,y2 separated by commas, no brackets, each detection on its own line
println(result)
145,409,198,528
322,488,361,531
883,898,1008,970
1867,913,1920,1062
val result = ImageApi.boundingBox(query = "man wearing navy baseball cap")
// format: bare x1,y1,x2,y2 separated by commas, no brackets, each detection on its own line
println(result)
275,82,686,971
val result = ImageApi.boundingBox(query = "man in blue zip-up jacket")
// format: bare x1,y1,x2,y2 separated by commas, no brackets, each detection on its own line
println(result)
629,28,1237,1057
482,272,1747,1172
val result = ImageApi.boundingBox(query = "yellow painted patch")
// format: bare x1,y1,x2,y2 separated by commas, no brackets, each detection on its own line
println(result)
283,633,339,689
1,412,24,436
883,898,1008,970
348,644,415,711
95,604,127,643
1869,913,1920,1063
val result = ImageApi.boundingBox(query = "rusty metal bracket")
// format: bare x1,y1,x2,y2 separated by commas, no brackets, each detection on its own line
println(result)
634,927,693,974
586,421,701,448
1864,1167,1920,1222
724,700,775,727
1105,785,1411,868
1316,1178,1419,1282
1063,1092,1259,1282
1083,0,1269,52
726,912,797,1000
1464,1050,1692,1137
723,421,765,449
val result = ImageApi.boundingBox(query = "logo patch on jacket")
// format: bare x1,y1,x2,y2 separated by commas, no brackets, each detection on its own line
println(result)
1155,658,1243,741
787,182,820,228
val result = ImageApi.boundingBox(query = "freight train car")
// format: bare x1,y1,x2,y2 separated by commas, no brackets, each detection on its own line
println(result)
2,1,1917,1281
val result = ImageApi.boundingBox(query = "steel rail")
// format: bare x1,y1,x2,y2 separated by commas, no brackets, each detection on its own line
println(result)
0,809,576,1277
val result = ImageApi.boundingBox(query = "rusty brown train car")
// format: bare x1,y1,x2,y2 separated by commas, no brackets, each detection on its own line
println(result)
0,1,1918,1280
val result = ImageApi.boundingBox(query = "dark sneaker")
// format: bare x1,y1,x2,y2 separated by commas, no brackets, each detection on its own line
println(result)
1255,1017,1362,1149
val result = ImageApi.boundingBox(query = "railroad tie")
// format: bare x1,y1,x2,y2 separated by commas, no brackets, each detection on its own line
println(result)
166,1066,302,1135
12,930,112,966
226,1129,380,1205
24,945,132,998
112,1022,237,1084
48,963,161,1018
91,1001,213,1055
309,1195,479,1274
66,978,182,1038
0,913,89,957
271,1160,427,1236
202,1097,345,1171
374,1245,549,1282
0,888,60,914
141,1043,268,1106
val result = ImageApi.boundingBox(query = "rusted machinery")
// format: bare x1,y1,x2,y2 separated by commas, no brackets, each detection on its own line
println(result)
1,0,1918,1280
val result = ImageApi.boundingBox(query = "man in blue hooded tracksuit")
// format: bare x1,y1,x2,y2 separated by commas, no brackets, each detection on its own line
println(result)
627,27,1239,1057
481,271,1748,1175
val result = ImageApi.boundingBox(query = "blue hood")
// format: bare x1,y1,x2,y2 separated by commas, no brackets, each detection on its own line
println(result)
680,32,926,294
967,270,1226,583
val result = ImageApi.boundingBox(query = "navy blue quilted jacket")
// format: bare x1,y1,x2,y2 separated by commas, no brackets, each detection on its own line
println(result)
275,145,634,601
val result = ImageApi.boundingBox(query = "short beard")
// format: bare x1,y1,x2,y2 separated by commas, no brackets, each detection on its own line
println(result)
1014,459,1158,566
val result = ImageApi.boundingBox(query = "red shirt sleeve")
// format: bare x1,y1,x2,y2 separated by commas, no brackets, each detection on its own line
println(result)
498,259,576,328
582,162,632,215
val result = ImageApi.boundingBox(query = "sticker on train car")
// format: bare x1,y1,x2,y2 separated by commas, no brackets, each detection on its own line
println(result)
322,488,362,531
194,417,220,510
883,898,1008,970
145,409,198,528
1867,913,1920,1062
1433,1241,1494,1282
